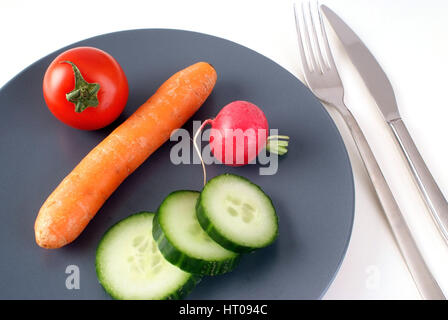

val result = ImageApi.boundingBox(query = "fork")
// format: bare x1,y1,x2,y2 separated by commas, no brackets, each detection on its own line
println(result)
293,1,445,299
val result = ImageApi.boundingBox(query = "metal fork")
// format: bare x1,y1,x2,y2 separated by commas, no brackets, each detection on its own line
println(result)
294,1,445,299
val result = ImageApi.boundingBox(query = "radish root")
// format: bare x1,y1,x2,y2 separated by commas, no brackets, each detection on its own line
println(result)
193,119,212,186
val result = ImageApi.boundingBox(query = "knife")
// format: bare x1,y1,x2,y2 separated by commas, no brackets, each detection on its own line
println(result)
321,5,448,244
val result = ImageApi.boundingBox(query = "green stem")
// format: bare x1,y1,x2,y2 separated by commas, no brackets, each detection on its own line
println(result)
267,135,290,140
62,61,100,113
266,135,290,156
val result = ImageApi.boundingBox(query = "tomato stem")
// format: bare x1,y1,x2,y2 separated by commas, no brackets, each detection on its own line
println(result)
62,61,100,113
266,135,290,156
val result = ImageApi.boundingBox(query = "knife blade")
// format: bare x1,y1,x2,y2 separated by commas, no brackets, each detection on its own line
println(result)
321,5,399,122
321,4,448,244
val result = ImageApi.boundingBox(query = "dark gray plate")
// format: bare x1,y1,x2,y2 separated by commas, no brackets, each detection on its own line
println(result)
0,29,354,299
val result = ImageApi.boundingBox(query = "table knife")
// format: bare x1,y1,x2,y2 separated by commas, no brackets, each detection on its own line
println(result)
321,4,448,244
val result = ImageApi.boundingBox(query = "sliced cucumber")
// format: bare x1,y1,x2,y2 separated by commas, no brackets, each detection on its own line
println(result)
96,212,200,300
196,174,278,253
153,190,240,275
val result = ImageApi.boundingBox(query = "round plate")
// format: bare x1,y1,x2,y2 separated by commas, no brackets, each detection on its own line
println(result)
0,29,354,299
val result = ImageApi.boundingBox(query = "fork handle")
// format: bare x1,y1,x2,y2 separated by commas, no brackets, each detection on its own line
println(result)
339,107,445,300
389,118,448,242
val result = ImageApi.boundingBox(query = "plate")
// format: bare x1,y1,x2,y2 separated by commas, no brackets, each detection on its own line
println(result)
0,29,354,299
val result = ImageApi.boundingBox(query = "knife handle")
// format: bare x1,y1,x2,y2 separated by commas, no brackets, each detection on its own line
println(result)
389,118,448,242
339,108,445,300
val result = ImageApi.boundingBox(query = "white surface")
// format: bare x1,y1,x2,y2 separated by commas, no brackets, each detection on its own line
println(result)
1,0,447,299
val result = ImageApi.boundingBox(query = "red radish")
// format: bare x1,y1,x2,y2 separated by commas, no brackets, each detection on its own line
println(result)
210,100,268,166
193,100,289,184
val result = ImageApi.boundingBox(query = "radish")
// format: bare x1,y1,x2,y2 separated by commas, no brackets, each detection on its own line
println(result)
194,100,289,184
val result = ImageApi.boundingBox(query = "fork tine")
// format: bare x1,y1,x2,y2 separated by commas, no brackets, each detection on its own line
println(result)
293,3,313,74
317,2,336,69
300,2,318,72
307,1,326,72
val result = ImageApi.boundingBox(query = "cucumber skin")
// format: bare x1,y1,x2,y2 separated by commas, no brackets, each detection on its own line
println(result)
196,174,279,253
153,191,240,276
196,200,254,253
164,273,202,300
95,211,201,300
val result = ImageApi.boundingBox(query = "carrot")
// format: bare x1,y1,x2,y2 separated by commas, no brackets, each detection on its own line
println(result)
35,62,217,249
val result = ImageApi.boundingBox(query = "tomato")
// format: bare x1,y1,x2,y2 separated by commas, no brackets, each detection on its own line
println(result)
43,47,129,130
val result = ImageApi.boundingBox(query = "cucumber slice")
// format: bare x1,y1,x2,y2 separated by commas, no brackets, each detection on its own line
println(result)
196,174,278,253
96,212,200,300
153,191,240,275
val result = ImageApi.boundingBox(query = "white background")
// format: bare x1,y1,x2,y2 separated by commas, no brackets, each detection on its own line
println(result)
1,0,448,299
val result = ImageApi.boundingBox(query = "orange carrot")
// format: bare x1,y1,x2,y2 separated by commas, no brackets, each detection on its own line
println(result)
35,62,217,249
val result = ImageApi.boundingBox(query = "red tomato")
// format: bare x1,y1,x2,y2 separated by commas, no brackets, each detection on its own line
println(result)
43,47,129,130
